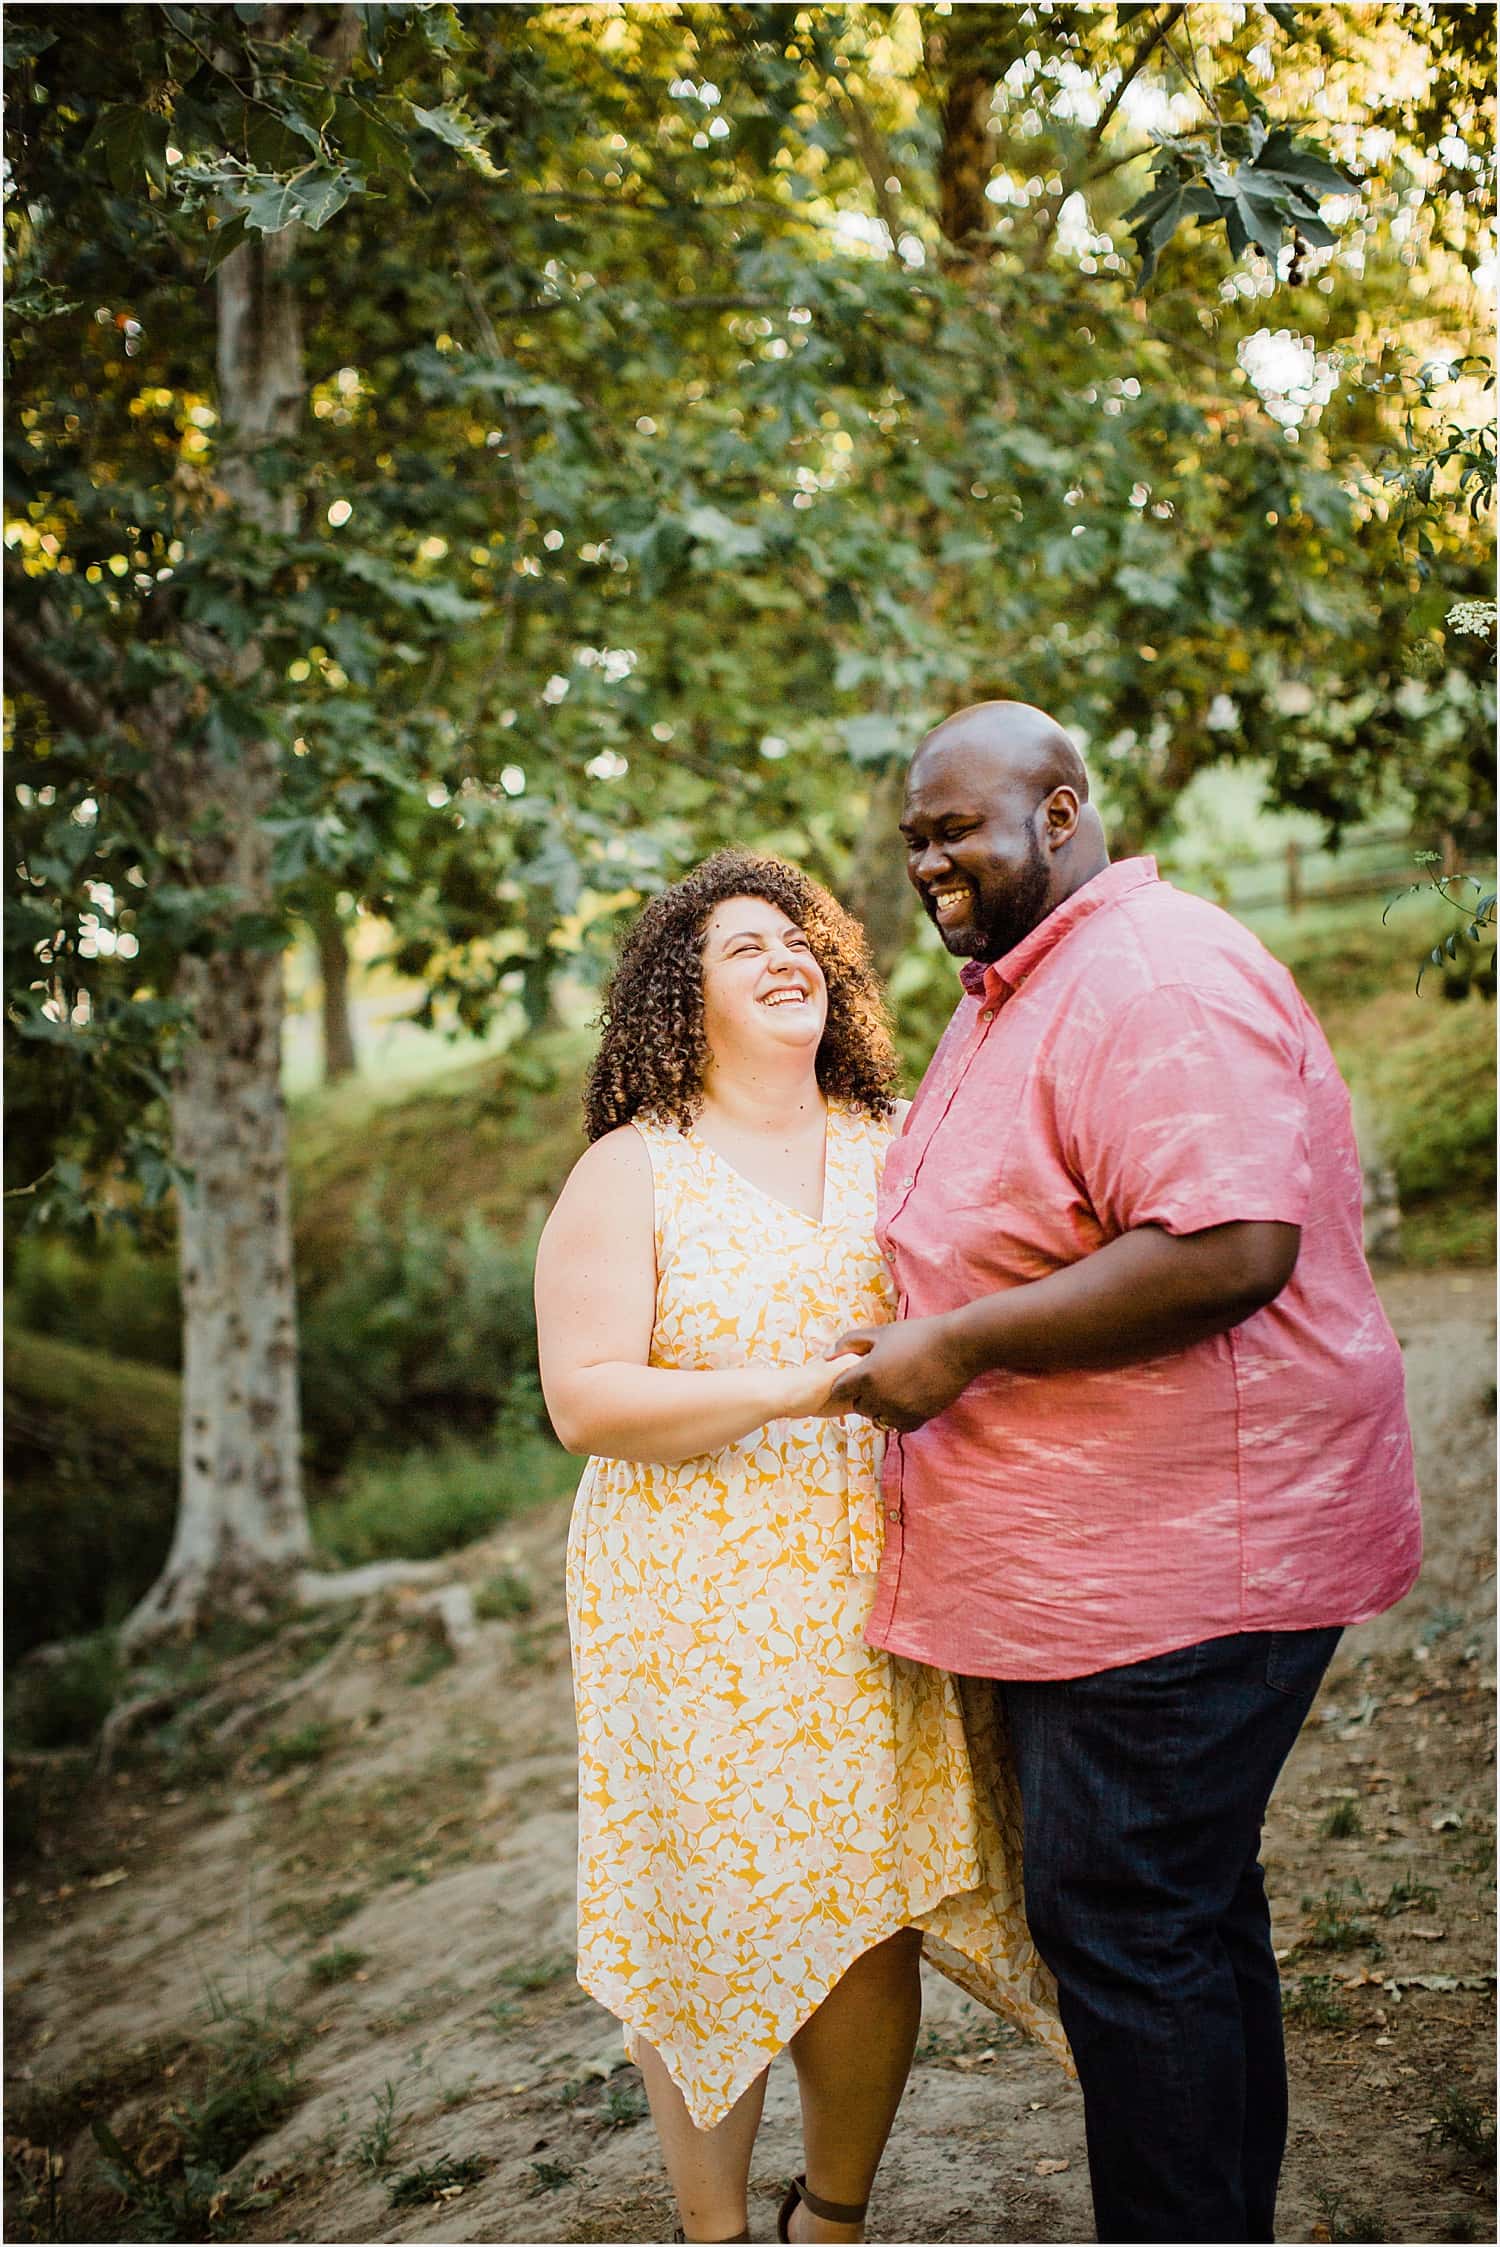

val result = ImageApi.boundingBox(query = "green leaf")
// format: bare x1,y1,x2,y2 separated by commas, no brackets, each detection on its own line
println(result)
86,106,171,196
1255,129,1359,196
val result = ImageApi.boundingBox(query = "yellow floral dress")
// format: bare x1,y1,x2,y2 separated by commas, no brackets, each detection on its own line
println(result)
565,1102,1064,2129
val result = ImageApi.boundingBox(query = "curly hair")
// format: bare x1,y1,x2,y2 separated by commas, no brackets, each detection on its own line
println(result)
583,849,898,1141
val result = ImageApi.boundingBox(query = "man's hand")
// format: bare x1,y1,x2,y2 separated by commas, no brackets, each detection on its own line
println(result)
827,1314,974,1434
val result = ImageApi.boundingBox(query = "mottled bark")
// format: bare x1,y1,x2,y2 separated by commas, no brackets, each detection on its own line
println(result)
124,205,311,1639
312,894,359,1082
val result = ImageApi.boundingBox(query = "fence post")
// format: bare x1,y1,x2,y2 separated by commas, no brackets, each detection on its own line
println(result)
1284,839,1304,916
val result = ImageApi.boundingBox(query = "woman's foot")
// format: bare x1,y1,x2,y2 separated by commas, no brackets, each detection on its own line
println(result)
778,2176,867,2244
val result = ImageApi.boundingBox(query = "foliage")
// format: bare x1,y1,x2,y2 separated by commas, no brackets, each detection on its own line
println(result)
1384,858,1497,999
4,1330,180,1654
310,1428,575,1567
296,1200,543,1467
5,2,1494,1223
6,1633,122,1751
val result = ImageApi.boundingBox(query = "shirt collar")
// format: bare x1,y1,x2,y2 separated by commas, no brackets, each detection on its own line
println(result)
957,856,1160,1001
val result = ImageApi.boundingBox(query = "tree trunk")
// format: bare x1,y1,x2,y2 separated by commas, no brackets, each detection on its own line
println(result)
312,893,359,1082
123,212,311,1640
842,762,919,980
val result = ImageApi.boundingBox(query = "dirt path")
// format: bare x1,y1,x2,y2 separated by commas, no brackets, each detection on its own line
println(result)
6,1270,1494,2245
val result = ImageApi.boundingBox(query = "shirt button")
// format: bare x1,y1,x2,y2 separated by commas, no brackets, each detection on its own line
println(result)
980,1008,995,1024
885,1505,901,1524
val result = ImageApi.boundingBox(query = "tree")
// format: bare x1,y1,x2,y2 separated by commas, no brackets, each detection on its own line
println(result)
5,3,1492,1633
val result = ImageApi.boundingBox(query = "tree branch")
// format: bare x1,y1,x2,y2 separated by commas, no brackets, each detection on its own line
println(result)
4,604,121,743
1027,5,1188,270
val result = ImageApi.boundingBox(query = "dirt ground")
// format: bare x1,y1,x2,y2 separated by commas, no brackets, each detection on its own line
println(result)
5,1268,1495,2247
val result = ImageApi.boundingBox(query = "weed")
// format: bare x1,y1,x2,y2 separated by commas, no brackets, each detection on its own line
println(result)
1311,2181,1388,2242
531,2158,573,2191
1433,2088,1498,2166
474,1567,536,1622
485,1999,520,2033
1301,1885,1380,1954
307,1946,368,1988
6,1634,122,1751
1380,1875,1438,1917
404,1638,456,1688
387,2153,488,2207
91,2116,220,2243
355,2080,403,2175
1282,1975,1352,2029
1439,2216,1480,2243
280,1888,365,1941
256,1720,337,1776
500,1951,573,1994
604,2075,648,2129
1320,1798,1363,1840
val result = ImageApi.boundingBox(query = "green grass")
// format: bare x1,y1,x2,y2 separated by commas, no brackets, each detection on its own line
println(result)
256,1721,338,1776
1255,897,1495,1265
474,1567,537,1621
386,2154,488,2208
311,1434,576,1567
1320,1798,1364,1840
6,1632,122,1752
1282,1974,1352,2029
306,1945,368,1988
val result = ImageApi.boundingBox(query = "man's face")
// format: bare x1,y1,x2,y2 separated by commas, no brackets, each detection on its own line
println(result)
899,743,1054,961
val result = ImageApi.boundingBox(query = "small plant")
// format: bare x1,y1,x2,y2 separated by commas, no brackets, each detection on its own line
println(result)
484,1999,520,2033
500,1952,572,1994
1282,1975,1351,2029
531,2158,573,2191
1380,1875,1438,1917
1311,2180,1388,2242
404,1636,457,1688
387,2153,488,2207
1433,2087,1498,2166
475,1568,536,1622
284,1889,365,1941
604,2075,648,2129
256,1720,336,1776
307,1946,368,1988
1301,1884,1379,1954
355,2080,403,2175
7,1633,122,1751
1320,1798,1363,1840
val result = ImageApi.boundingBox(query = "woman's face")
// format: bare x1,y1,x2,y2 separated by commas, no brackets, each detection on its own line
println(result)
699,895,828,1068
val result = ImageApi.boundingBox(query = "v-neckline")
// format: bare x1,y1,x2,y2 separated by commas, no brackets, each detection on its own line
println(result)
692,1104,839,1228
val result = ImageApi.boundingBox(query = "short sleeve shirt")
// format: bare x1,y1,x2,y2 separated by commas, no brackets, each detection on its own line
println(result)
865,858,1421,1682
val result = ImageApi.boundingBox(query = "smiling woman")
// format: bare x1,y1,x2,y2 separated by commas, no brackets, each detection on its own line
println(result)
532,849,1063,2243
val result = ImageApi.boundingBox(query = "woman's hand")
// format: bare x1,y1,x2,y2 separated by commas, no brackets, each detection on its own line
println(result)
776,1350,871,1419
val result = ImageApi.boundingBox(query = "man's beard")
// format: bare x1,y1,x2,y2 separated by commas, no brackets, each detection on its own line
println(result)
934,822,1052,961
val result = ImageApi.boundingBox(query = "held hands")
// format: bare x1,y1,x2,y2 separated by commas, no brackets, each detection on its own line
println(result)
826,1315,974,1434
778,1350,870,1419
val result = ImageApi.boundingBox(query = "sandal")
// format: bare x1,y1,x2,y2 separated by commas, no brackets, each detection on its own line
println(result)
671,2230,750,2243
777,2175,868,2242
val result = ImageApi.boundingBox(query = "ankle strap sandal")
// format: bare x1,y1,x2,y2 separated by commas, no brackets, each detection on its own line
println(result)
777,2174,868,2242
671,2230,749,2243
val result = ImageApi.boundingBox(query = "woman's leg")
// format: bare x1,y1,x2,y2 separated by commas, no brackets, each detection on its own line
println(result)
636,2038,769,2242
785,1927,925,2243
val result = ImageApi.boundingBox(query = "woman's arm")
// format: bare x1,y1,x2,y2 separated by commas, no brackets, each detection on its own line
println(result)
534,1127,859,1465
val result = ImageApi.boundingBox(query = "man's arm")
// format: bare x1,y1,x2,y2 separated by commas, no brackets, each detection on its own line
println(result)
829,1219,1300,1433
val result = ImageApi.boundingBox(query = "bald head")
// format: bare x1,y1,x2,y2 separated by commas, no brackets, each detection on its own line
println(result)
912,700,1091,803
900,700,1109,962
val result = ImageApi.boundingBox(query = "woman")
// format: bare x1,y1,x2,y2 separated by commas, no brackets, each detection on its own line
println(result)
534,850,1061,2245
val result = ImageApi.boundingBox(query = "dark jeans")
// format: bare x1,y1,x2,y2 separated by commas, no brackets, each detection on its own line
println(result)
1000,1626,1341,2245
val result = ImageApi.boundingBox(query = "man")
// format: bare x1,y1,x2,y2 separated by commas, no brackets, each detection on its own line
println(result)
831,701,1420,2244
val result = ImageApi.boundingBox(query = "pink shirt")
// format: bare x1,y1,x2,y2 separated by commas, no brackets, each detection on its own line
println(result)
866,858,1420,1682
